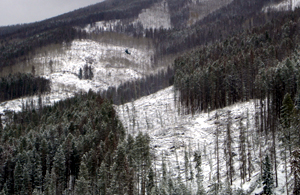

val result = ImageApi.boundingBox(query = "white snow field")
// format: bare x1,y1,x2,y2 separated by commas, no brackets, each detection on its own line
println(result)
263,0,300,11
32,39,155,93
116,86,290,194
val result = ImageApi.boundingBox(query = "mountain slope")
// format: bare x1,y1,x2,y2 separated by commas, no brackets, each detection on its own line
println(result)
116,86,289,194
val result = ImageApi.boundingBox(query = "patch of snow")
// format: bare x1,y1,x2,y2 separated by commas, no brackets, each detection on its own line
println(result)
31,39,155,94
187,0,234,26
263,0,300,12
133,0,171,30
84,20,123,33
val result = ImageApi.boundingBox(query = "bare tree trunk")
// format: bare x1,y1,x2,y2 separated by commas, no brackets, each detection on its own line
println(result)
215,112,220,184
285,146,289,195
246,109,252,181
272,118,278,187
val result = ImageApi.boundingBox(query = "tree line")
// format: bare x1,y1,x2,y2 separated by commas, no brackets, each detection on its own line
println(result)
174,7,300,115
101,67,174,105
0,73,50,103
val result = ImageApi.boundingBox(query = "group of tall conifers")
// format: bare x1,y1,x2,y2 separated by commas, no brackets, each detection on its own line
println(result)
0,91,153,194
0,73,50,102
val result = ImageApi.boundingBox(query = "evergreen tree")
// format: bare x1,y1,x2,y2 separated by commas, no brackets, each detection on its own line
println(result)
79,68,83,80
184,146,189,185
208,179,222,195
0,183,8,195
50,167,57,195
14,160,23,195
109,142,128,195
262,155,274,195
291,149,300,195
281,93,295,155
43,169,51,195
22,164,32,194
147,168,155,195
0,115,2,131
75,157,91,195
97,162,107,195
194,150,205,195
238,118,247,184
225,111,235,185
53,146,66,194
134,132,151,195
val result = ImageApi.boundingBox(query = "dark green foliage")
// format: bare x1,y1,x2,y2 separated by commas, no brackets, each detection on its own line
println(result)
281,93,294,129
262,155,274,195
147,168,155,194
75,158,90,194
291,149,300,195
0,73,50,103
173,9,300,115
78,68,83,80
194,151,205,195
0,90,158,194
102,67,174,105
0,91,129,194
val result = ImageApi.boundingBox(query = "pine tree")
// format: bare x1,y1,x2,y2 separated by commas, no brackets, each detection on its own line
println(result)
78,68,83,80
50,167,57,195
281,93,295,156
43,169,51,195
238,118,247,184
97,162,107,195
246,109,253,181
0,115,2,131
14,160,23,195
262,155,274,195
22,163,32,194
53,146,66,194
225,111,235,185
184,146,189,185
215,112,220,184
75,157,91,195
134,132,151,195
109,142,128,195
147,168,155,195
291,149,300,195
194,150,205,195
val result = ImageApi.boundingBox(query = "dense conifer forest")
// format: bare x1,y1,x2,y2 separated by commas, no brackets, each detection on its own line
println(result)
0,73,50,102
0,91,146,194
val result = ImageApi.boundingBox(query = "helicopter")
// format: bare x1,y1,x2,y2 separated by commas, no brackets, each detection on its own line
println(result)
125,49,131,55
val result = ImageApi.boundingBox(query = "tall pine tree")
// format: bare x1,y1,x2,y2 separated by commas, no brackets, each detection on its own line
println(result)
262,155,274,195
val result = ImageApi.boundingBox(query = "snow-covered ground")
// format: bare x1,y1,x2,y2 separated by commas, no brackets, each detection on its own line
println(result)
116,86,290,194
263,0,300,12
84,0,234,31
32,39,155,94
84,0,171,32
134,0,171,30
0,38,157,119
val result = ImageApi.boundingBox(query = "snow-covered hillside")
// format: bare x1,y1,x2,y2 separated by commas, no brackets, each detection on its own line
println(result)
134,0,171,30
263,0,300,12
0,38,158,118
116,86,289,194
187,0,233,26
84,0,234,31
32,39,155,92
